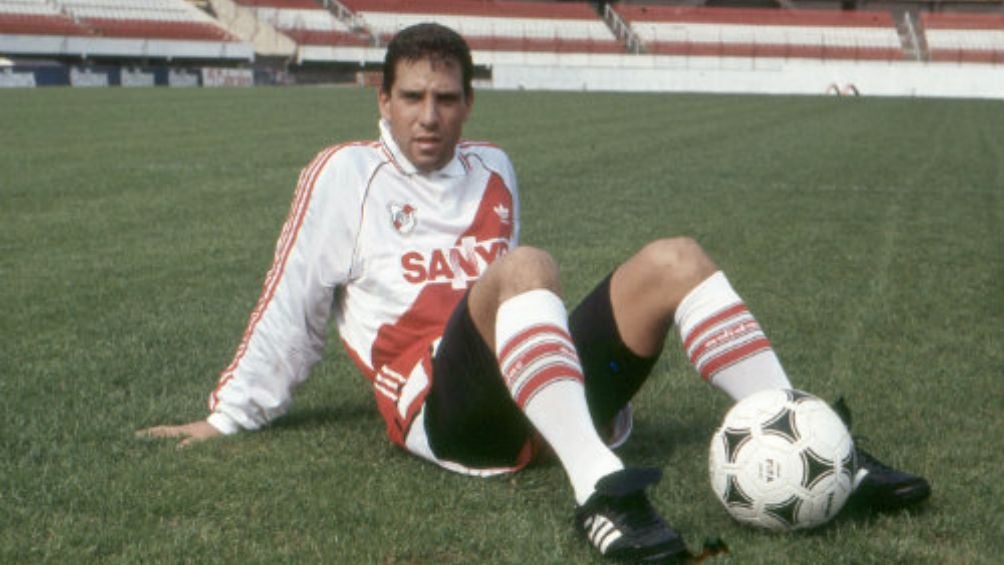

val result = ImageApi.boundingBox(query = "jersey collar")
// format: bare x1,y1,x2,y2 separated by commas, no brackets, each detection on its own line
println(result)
379,119,467,178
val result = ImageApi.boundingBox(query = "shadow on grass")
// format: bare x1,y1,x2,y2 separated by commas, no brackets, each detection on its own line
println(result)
269,402,379,433
829,494,933,531
618,414,719,462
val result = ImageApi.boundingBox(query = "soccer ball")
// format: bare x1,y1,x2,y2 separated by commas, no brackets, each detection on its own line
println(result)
708,389,856,531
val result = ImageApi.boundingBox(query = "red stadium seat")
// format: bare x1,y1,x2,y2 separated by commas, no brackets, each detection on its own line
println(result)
0,12,94,36
80,18,236,42
615,5,906,61
922,12,1004,64
343,0,624,54
233,0,323,8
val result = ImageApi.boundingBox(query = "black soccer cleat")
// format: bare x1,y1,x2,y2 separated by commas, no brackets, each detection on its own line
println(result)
831,396,932,512
574,468,688,563
850,446,932,511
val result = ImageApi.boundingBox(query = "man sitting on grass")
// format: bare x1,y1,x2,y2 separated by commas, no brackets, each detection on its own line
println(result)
139,23,930,562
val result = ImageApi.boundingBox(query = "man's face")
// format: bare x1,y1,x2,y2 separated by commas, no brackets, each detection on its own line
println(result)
379,57,472,173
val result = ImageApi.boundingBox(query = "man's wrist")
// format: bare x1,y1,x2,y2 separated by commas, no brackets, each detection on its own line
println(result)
207,411,241,435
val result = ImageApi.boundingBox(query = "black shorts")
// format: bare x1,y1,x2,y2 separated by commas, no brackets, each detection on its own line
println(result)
424,274,659,468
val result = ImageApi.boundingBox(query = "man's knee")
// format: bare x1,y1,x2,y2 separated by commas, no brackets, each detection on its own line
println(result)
468,246,561,343
497,246,560,294
635,237,717,288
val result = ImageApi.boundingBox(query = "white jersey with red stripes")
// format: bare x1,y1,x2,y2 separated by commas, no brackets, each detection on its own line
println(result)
207,119,520,475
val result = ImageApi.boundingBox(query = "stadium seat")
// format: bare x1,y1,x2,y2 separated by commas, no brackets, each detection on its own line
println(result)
341,0,624,54
0,0,93,36
234,0,372,47
30,0,241,42
233,0,321,8
614,4,906,61
922,12,1004,64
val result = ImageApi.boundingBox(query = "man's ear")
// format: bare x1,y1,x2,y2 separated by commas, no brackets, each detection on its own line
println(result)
464,89,474,116
378,88,391,121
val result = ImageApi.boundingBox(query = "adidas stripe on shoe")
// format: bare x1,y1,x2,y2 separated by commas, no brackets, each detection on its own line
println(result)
574,468,687,563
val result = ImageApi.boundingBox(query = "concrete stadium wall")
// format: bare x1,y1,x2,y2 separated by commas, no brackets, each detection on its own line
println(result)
298,46,1003,99
0,34,254,62
489,57,1004,100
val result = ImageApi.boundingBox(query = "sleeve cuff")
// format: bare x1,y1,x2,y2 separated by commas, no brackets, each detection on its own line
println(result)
207,411,242,436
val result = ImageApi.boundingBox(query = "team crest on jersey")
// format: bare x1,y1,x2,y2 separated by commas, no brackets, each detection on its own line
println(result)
389,202,417,234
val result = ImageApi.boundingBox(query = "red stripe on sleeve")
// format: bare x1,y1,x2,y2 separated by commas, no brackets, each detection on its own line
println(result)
209,144,347,410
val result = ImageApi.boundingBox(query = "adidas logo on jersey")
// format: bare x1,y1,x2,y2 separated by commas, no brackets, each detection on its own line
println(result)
493,203,511,225
401,236,509,289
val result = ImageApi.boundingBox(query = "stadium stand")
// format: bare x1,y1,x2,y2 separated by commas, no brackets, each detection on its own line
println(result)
614,4,907,61
233,0,371,47
236,0,319,6
0,0,239,41
0,0,93,36
922,11,1004,64
56,0,238,42
4,0,1001,92
341,0,625,54
0,0,253,70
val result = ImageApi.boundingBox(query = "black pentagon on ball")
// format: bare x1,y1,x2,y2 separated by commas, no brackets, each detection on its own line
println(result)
763,495,802,530
841,449,857,479
801,447,836,490
785,389,814,403
761,407,800,443
724,474,754,509
722,426,753,464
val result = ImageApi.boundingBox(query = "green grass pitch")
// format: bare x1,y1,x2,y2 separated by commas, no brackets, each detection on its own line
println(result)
1,86,1002,564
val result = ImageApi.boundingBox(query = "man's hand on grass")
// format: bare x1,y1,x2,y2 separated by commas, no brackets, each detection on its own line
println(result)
136,420,222,448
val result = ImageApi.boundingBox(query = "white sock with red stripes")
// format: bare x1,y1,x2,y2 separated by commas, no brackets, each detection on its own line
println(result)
496,289,623,505
675,271,792,401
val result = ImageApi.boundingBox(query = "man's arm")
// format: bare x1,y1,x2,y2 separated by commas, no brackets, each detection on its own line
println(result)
137,146,360,446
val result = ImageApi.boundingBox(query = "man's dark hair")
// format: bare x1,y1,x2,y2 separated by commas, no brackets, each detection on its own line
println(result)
381,23,474,98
